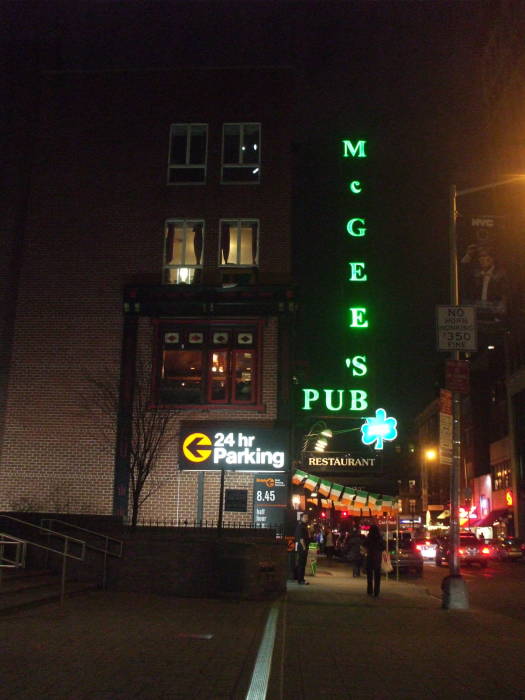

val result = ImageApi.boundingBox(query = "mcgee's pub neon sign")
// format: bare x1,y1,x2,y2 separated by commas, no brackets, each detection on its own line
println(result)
301,139,370,413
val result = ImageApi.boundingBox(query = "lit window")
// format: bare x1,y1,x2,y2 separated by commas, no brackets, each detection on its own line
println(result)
167,124,207,184
155,322,259,406
163,220,204,284
222,123,261,183
219,220,258,266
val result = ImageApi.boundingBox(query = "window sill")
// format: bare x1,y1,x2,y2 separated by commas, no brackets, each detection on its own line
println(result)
149,402,267,412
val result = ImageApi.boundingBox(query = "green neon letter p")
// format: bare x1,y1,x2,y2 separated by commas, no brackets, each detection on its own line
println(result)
301,388,319,410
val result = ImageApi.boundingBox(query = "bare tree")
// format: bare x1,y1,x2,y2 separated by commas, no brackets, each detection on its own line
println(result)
79,353,179,528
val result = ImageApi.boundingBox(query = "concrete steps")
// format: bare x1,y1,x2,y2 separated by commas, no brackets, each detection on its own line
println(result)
0,569,98,614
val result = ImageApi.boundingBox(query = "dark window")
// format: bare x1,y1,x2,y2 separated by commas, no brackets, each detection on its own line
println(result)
222,123,261,183
168,124,207,184
224,489,248,513
156,322,259,407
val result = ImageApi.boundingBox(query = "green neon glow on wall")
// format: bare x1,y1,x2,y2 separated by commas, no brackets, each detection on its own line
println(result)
348,262,367,282
345,355,368,376
349,308,369,328
301,388,368,412
349,181,362,194
342,140,367,158
346,218,367,237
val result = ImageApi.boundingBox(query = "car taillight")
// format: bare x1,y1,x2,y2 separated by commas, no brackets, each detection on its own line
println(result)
482,547,490,555
458,548,465,555
416,545,422,551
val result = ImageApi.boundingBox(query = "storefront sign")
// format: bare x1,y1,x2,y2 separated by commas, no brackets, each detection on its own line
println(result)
253,475,287,526
179,423,288,472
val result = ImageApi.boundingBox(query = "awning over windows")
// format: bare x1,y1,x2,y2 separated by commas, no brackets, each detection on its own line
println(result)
474,508,511,527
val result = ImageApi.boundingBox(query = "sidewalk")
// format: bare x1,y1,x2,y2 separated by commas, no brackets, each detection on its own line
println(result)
2,560,525,699
270,558,525,699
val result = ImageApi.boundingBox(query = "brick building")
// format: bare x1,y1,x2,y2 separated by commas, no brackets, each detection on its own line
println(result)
0,66,296,525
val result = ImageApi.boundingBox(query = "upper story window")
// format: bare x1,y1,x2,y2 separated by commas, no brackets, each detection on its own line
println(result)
163,219,204,284
222,123,261,183
219,220,259,267
155,321,261,407
167,124,207,184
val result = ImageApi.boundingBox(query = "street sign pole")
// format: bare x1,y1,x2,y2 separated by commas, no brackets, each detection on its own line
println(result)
443,184,469,610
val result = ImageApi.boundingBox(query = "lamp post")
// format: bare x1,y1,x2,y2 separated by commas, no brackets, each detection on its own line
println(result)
421,448,437,515
445,175,525,610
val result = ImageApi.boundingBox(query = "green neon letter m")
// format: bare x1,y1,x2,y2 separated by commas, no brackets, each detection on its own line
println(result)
342,140,367,158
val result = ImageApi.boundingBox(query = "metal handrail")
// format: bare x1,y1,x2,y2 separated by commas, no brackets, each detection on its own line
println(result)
0,534,26,567
0,515,86,604
41,519,124,589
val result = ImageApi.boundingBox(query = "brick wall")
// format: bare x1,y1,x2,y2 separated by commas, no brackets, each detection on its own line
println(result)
0,67,292,519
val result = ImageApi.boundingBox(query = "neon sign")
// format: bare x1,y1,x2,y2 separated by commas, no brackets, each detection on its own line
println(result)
360,408,398,450
300,135,398,448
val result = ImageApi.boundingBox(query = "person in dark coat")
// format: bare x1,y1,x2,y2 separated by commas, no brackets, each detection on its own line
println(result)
294,513,310,585
347,528,363,577
364,524,386,597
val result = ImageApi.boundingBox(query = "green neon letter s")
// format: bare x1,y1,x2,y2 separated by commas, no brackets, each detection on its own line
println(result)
349,390,368,411
351,355,367,376
346,219,367,237
302,388,319,410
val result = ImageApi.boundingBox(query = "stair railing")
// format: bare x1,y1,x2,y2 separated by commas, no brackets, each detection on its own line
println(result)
0,515,85,604
41,519,123,589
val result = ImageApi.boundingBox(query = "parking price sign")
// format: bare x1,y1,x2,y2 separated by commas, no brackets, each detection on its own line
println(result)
436,305,477,352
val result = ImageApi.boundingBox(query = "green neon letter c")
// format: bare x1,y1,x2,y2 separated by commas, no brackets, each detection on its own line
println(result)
349,181,362,194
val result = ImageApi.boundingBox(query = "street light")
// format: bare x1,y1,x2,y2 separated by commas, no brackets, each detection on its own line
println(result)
445,174,525,610
421,448,437,514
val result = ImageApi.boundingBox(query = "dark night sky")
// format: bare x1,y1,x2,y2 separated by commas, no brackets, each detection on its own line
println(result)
7,0,513,434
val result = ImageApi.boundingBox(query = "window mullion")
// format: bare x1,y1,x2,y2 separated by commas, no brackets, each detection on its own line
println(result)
185,126,191,165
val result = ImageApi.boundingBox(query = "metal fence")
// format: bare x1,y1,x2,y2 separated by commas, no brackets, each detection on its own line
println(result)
132,518,285,536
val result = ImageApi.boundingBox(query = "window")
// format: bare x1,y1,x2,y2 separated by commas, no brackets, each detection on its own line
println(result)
167,124,207,184
163,220,204,284
222,123,261,183
156,321,260,406
219,220,259,267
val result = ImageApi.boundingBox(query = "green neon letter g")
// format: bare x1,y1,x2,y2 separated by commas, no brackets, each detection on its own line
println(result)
346,218,367,237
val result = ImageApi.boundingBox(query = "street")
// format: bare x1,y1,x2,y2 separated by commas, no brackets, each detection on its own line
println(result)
413,558,525,619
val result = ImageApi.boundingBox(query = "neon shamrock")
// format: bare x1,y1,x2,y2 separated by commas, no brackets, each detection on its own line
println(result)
360,408,398,450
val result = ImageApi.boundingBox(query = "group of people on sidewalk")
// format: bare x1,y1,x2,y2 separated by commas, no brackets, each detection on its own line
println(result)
294,514,386,597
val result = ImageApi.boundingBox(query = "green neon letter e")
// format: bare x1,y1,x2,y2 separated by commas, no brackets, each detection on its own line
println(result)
349,308,369,328
349,262,367,282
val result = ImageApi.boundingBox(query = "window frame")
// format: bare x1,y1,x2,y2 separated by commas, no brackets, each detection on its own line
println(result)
163,219,205,285
221,122,261,184
218,219,259,268
167,123,208,185
151,319,264,410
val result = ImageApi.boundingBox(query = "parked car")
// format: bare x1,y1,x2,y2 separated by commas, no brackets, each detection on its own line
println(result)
435,534,491,568
488,537,525,561
388,540,423,577
414,537,438,560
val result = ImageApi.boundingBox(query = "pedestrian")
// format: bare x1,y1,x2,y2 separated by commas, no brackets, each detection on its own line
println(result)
324,526,335,560
347,527,363,577
295,513,310,585
364,524,386,597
